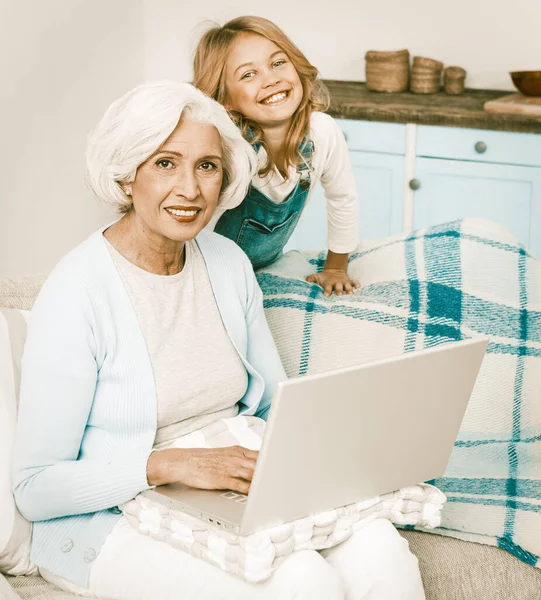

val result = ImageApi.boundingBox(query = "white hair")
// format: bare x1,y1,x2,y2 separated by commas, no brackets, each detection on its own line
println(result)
86,81,257,213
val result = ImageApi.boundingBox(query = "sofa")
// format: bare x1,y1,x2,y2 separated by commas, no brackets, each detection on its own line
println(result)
2,260,541,599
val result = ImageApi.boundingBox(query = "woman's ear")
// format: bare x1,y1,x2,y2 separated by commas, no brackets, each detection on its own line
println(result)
123,185,132,197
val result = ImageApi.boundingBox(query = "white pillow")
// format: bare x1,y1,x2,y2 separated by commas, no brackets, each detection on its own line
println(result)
0,308,36,575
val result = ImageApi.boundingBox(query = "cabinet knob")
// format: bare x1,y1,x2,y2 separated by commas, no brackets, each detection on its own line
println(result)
409,178,421,191
474,141,487,154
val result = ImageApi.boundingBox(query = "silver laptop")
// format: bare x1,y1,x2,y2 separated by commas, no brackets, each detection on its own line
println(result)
143,337,488,536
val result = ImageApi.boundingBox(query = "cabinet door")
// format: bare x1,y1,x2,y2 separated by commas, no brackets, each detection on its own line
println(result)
288,151,405,251
412,157,541,257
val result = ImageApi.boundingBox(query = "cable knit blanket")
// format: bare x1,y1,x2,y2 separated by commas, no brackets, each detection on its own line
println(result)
122,416,445,582
257,219,541,569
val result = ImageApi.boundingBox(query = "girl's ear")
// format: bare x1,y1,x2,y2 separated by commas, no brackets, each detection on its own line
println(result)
223,95,232,112
222,88,233,111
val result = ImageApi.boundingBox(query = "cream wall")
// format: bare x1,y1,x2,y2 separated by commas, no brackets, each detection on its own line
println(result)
142,0,541,90
0,0,144,277
2,0,540,275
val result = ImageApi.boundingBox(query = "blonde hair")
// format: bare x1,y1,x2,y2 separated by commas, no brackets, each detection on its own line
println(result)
86,81,257,214
193,16,329,178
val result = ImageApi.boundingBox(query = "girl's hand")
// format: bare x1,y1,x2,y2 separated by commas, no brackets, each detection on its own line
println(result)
147,446,259,495
306,269,360,297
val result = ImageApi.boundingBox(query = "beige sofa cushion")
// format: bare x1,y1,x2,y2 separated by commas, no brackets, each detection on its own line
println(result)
401,530,541,600
6,573,78,599
1,573,23,600
0,276,47,311
0,309,36,577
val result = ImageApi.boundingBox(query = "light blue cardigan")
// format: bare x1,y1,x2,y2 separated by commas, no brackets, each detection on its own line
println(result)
12,227,286,587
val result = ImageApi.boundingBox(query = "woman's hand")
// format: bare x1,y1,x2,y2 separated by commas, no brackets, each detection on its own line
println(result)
147,446,259,495
306,269,360,297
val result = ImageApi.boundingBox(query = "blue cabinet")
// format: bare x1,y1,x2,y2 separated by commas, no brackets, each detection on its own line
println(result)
290,121,406,250
289,119,541,258
416,125,541,168
412,125,541,257
350,151,404,240
291,152,405,250
412,157,541,257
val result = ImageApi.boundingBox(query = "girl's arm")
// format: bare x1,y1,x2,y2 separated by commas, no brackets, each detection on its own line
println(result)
306,113,360,296
12,276,151,522
306,250,360,296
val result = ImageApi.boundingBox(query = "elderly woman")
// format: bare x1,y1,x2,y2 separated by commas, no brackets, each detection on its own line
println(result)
12,82,425,600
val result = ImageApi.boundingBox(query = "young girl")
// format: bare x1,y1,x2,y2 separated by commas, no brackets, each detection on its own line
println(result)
193,16,360,297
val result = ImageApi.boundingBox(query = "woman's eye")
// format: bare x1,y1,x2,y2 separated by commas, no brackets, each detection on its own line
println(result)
241,71,255,80
199,161,218,172
273,60,286,68
156,159,174,169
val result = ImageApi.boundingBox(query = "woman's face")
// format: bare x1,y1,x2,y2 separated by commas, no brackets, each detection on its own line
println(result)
224,32,303,129
127,118,224,245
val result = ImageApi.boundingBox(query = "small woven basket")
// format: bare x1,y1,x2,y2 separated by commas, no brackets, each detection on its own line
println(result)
365,49,410,93
412,56,443,70
444,66,467,95
410,56,443,94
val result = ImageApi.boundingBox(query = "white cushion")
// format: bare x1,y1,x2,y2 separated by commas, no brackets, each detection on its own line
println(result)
0,308,36,575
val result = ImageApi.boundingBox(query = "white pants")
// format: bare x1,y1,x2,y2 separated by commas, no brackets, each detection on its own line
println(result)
41,517,425,600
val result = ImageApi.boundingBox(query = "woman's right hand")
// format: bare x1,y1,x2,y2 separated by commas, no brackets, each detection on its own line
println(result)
146,446,259,495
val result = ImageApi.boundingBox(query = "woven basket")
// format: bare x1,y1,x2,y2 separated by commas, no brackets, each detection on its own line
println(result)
365,49,410,93
444,66,467,95
365,49,410,63
410,56,443,94
412,56,443,70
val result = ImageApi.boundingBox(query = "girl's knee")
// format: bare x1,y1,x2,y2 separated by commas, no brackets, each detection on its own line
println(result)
272,550,344,600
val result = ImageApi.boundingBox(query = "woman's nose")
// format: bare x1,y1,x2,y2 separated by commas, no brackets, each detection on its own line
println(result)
172,170,200,201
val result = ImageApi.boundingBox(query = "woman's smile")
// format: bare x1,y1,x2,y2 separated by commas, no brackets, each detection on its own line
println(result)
164,205,202,223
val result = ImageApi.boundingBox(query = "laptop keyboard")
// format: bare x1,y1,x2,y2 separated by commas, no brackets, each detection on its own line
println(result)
220,491,248,504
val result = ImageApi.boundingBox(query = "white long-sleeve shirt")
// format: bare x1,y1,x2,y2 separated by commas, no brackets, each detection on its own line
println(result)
210,112,359,254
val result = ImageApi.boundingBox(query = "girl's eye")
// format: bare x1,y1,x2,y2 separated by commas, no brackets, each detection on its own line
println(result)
240,71,255,81
199,161,218,172
273,60,286,68
156,159,174,169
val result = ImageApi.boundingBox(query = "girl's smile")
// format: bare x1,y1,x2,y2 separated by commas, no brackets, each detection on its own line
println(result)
259,89,291,105
224,32,303,129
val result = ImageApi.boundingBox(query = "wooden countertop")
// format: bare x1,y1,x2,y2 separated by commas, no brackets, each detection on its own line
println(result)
323,80,541,134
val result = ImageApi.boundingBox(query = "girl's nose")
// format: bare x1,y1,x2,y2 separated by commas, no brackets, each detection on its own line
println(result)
261,69,280,88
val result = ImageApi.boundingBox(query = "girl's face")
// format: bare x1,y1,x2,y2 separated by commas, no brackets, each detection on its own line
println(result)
224,32,303,129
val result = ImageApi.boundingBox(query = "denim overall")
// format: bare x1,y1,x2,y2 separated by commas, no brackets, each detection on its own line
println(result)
215,138,314,269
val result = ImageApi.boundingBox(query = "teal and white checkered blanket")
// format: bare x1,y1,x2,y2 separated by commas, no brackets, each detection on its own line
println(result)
258,218,541,569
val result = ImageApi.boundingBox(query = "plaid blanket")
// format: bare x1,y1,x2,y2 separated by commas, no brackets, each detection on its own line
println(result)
257,218,541,569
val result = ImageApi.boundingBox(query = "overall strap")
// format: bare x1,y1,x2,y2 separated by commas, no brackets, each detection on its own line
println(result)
246,126,315,190
296,138,315,189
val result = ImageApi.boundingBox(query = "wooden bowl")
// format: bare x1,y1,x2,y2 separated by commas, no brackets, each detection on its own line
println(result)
510,71,541,96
